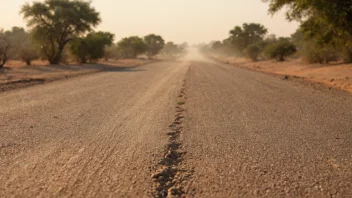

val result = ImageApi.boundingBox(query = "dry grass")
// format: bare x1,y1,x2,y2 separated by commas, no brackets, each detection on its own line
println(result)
5,60,49,68
214,56,352,93
0,59,155,92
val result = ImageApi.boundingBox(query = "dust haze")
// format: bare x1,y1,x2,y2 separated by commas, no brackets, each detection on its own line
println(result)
1,0,352,198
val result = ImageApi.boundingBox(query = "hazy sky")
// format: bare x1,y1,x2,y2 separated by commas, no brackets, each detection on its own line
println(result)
1,0,299,44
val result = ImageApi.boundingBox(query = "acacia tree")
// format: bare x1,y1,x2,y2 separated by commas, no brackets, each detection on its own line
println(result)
144,34,165,59
21,0,101,64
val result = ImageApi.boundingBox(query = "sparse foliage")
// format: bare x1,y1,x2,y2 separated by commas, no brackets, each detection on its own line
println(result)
7,27,39,65
103,44,119,61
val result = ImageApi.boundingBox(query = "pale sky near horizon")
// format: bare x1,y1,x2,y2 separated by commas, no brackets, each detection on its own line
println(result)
1,0,299,44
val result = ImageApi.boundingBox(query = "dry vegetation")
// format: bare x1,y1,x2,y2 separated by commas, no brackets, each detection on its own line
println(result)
211,55,352,93
0,59,154,92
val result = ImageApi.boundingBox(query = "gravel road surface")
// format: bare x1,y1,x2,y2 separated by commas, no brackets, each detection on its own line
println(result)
1,55,352,197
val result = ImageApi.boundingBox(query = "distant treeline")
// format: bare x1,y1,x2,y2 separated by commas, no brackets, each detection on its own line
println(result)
203,0,352,64
0,0,186,68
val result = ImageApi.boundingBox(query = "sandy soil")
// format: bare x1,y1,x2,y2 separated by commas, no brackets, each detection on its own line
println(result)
0,59,155,92
211,56,352,94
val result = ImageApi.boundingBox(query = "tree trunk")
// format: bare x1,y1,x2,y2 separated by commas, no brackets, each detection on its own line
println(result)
49,56,60,65
0,54,7,68
80,57,87,64
343,47,352,63
48,43,66,65
25,59,31,66
49,50,63,65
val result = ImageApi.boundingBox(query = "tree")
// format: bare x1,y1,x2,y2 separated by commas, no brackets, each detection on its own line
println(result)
246,44,262,61
263,0,352,62
117,36,147,58
0,30,10,68
265,38,297,61
144,34,165,58
21,0,101,64
6,27,39,65
211,41,223,51
163,42,178,57
162,42,186,58
229,23,268,54
19,44,39,66
70,31,114,63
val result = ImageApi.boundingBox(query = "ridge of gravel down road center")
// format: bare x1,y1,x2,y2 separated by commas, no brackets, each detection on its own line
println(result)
151,76,194,198
0,60,190,197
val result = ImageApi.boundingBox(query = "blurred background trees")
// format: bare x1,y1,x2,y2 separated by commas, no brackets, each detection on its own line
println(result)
116,36,147,59
144,34,165,59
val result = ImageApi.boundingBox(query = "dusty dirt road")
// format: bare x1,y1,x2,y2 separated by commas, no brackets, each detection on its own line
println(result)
1,54,352,197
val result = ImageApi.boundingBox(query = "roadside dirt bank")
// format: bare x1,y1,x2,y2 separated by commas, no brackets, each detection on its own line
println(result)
210,55,352,94
0,59,157,92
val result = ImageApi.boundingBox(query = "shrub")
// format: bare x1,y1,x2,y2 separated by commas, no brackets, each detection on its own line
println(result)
245,44,261,61
19,49,38,65
265,39,296,61
70,31,114,63
302,44,338,64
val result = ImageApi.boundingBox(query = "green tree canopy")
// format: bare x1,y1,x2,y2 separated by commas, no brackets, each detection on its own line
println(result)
144,34,165,58
21,0,101,64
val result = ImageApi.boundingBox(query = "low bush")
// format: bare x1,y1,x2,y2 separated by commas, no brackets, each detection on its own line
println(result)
265,39,296,61
245,44,261,61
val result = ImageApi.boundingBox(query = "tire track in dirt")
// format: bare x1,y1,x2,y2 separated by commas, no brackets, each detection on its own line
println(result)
151,77,194,198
